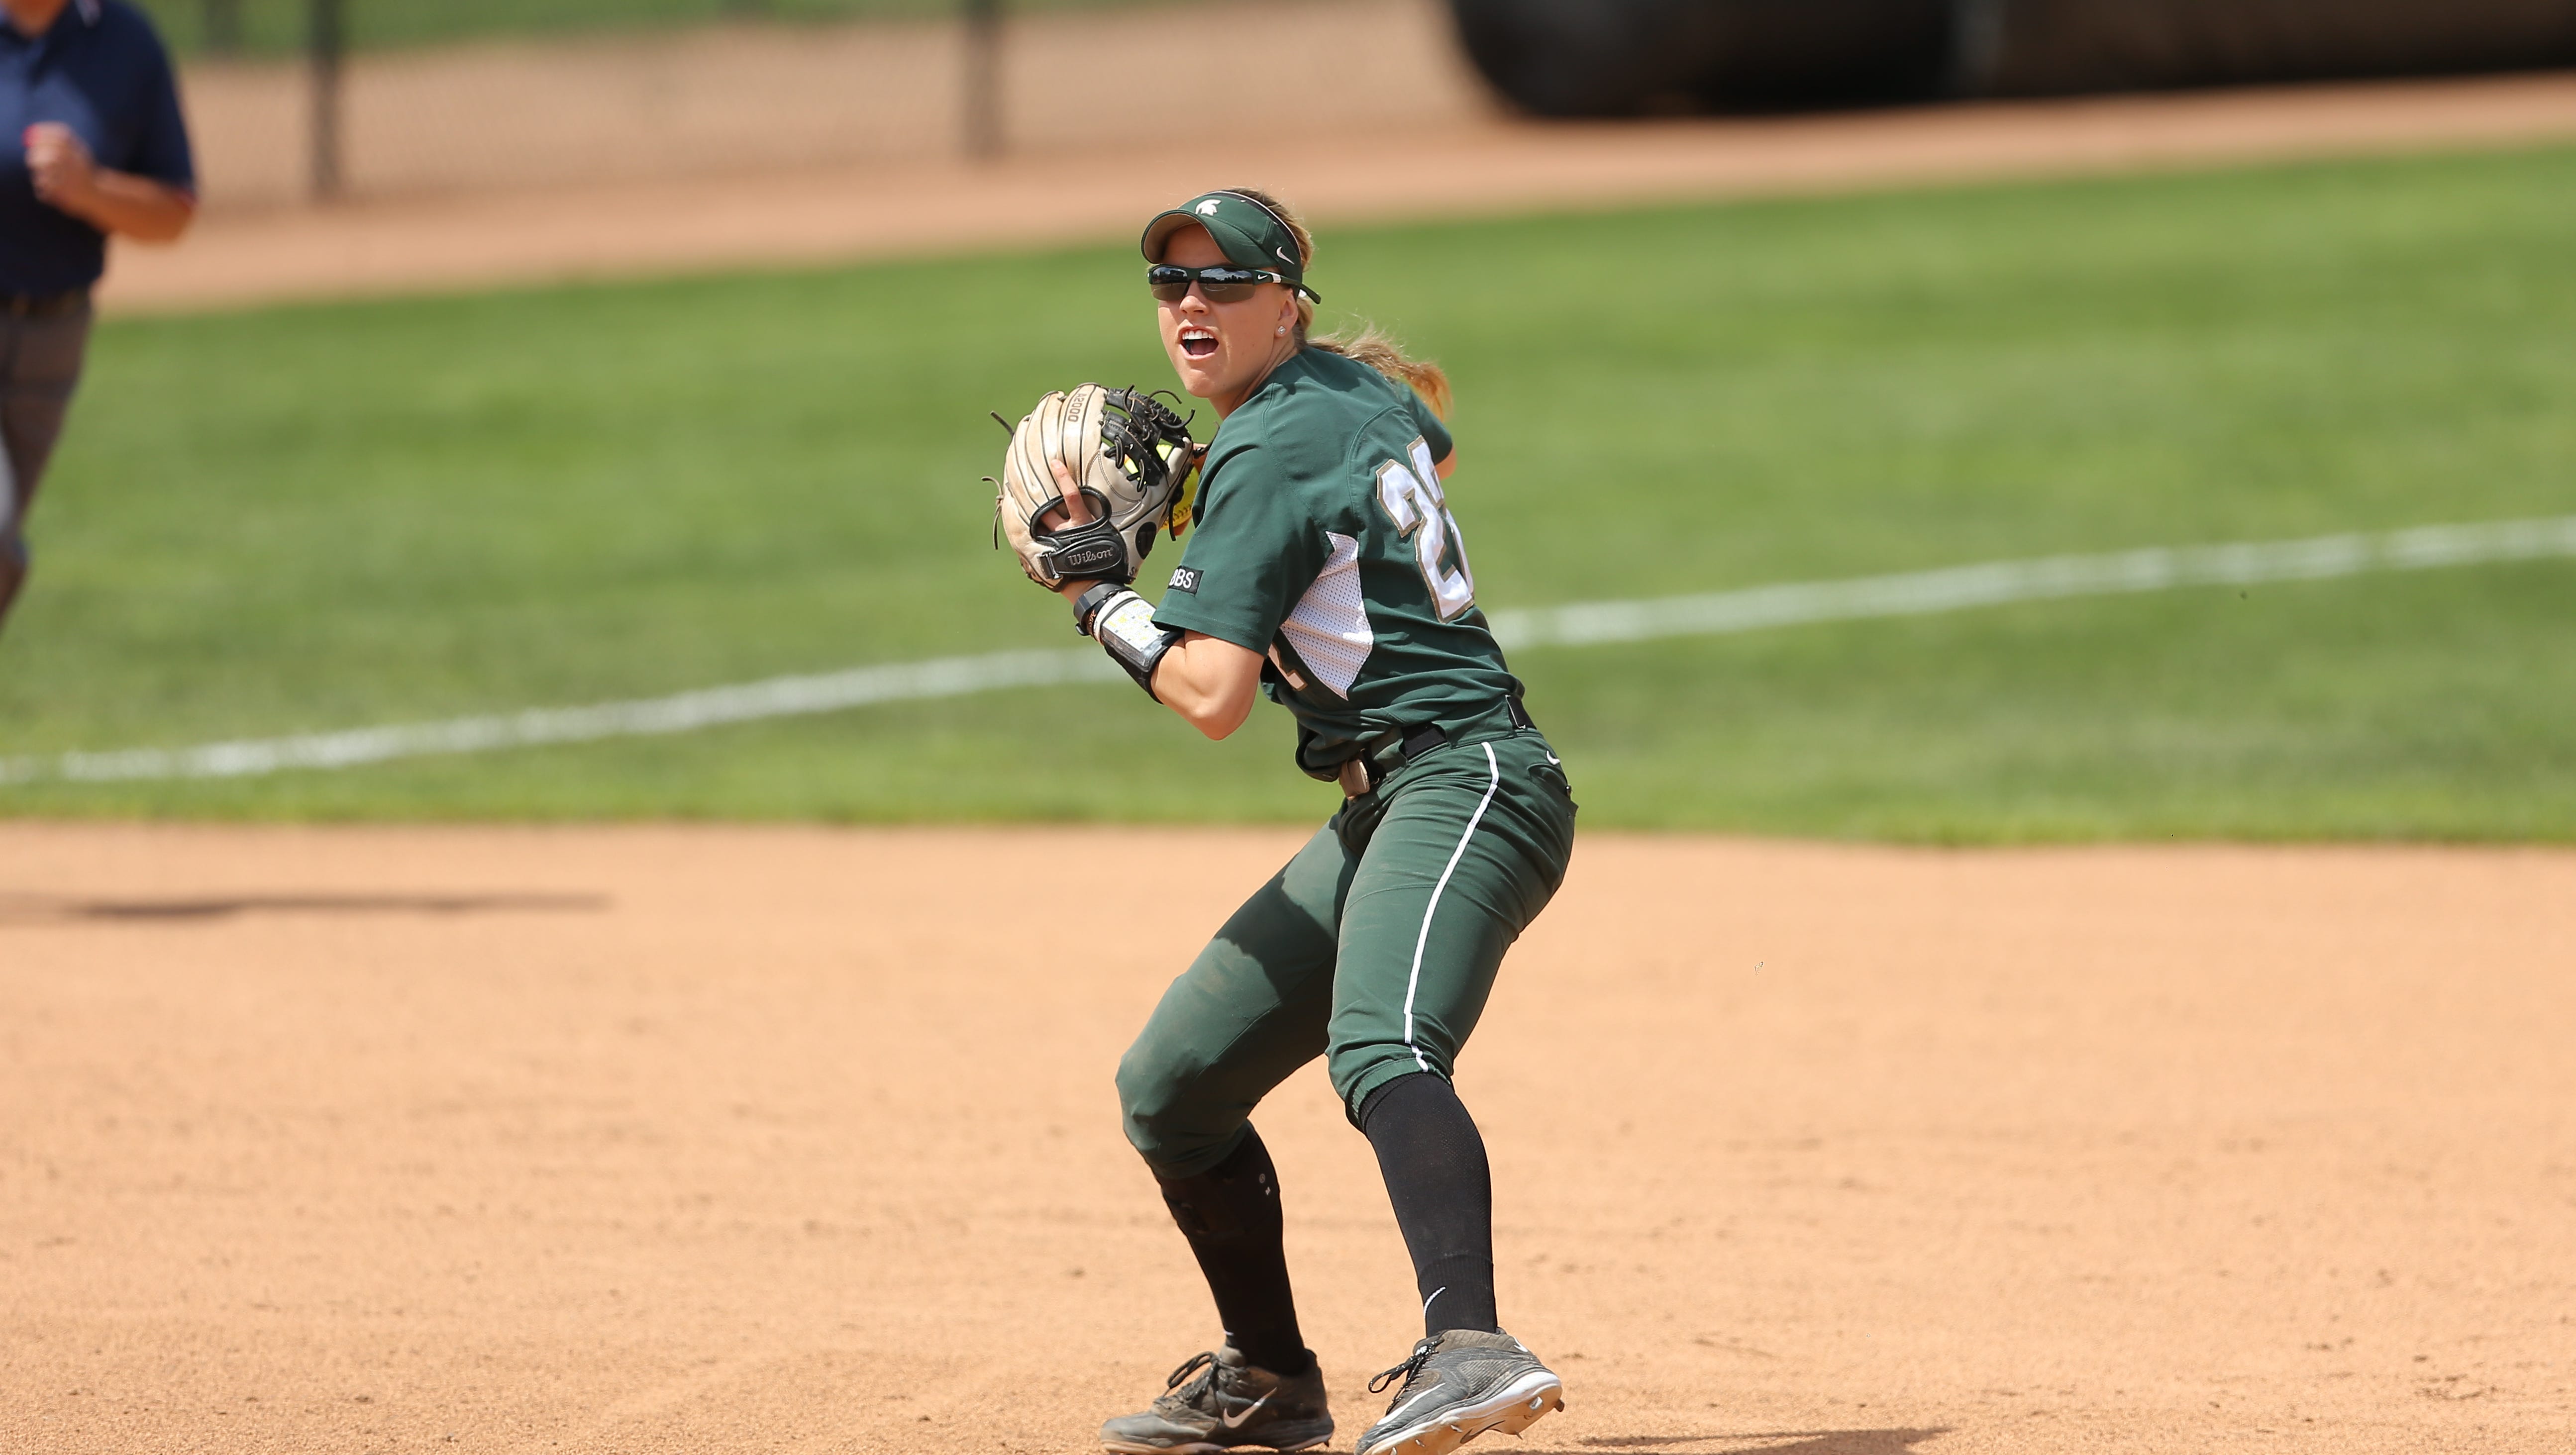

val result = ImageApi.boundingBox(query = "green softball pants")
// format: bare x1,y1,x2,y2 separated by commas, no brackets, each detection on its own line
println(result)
1117,727,1577,1178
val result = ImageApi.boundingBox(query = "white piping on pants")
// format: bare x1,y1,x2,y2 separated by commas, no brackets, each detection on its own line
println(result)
1402,741,1503,1074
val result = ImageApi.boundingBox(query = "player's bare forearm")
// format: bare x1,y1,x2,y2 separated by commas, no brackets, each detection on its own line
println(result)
1151,633,1262,739
1051,577,1258,738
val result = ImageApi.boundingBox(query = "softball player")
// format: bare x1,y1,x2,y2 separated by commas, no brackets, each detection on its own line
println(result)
1043,190,1577,1455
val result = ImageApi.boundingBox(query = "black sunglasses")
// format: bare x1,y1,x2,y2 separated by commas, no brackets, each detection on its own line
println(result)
1147,264,1315,304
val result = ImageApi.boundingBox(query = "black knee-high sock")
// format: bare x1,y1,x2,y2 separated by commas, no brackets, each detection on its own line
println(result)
1359,1072,1500,1337
1153,1126,1312,1376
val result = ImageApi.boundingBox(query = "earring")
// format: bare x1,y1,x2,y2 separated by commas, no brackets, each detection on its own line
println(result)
1275,325,1285,335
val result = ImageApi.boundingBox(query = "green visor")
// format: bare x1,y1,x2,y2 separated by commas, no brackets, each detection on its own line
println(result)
1139,191,1320,302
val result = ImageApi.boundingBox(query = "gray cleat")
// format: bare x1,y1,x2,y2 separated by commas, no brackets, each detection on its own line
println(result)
1357,1330,1564,1455
1101,1345,1334,1454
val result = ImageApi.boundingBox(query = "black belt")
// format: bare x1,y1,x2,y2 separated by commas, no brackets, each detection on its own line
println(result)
1337,694,1539,798
3,289,90,319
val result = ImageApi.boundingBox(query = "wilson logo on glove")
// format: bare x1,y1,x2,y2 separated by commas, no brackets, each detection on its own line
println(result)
987,384,1204,589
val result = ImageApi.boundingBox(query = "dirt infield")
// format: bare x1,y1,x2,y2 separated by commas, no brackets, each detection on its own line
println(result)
99,69,2576,314
5,823,2569,1454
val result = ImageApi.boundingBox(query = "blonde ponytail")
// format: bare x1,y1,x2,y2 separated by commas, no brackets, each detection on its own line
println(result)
1226,186,1455,419
1306,325,1455,420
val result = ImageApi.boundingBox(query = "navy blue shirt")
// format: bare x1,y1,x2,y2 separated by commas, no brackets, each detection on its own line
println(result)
0,0,193,294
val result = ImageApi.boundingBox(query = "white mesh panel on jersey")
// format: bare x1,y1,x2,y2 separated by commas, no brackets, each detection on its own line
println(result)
1279,531,1374,697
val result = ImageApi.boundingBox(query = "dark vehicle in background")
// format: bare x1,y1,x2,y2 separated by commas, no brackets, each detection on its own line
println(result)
1449,0,2576,115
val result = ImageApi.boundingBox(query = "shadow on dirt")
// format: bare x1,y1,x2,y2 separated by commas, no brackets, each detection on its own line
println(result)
1557,1432,1949,1455
0,891,610,924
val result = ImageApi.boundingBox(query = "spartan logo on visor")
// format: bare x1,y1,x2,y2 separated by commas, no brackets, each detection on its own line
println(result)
1196,199,1222,216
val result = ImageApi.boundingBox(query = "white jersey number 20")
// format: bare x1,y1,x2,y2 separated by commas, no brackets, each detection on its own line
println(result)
1374,436,1477,621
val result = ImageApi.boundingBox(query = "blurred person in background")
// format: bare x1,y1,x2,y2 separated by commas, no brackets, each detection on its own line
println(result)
0,0,193,644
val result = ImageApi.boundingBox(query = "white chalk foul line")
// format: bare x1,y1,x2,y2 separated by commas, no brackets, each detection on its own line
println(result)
2,513,2570,785
1482,514,2576,647
0,649,1123,786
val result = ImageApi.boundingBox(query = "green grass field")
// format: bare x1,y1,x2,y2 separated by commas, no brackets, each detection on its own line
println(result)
5,147,2574,837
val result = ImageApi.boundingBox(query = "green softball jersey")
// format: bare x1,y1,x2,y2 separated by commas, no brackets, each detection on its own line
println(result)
1150,347,1520,775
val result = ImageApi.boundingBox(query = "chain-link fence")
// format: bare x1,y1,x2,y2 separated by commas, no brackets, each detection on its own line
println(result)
137,0,1124,58
152,0,1491,208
